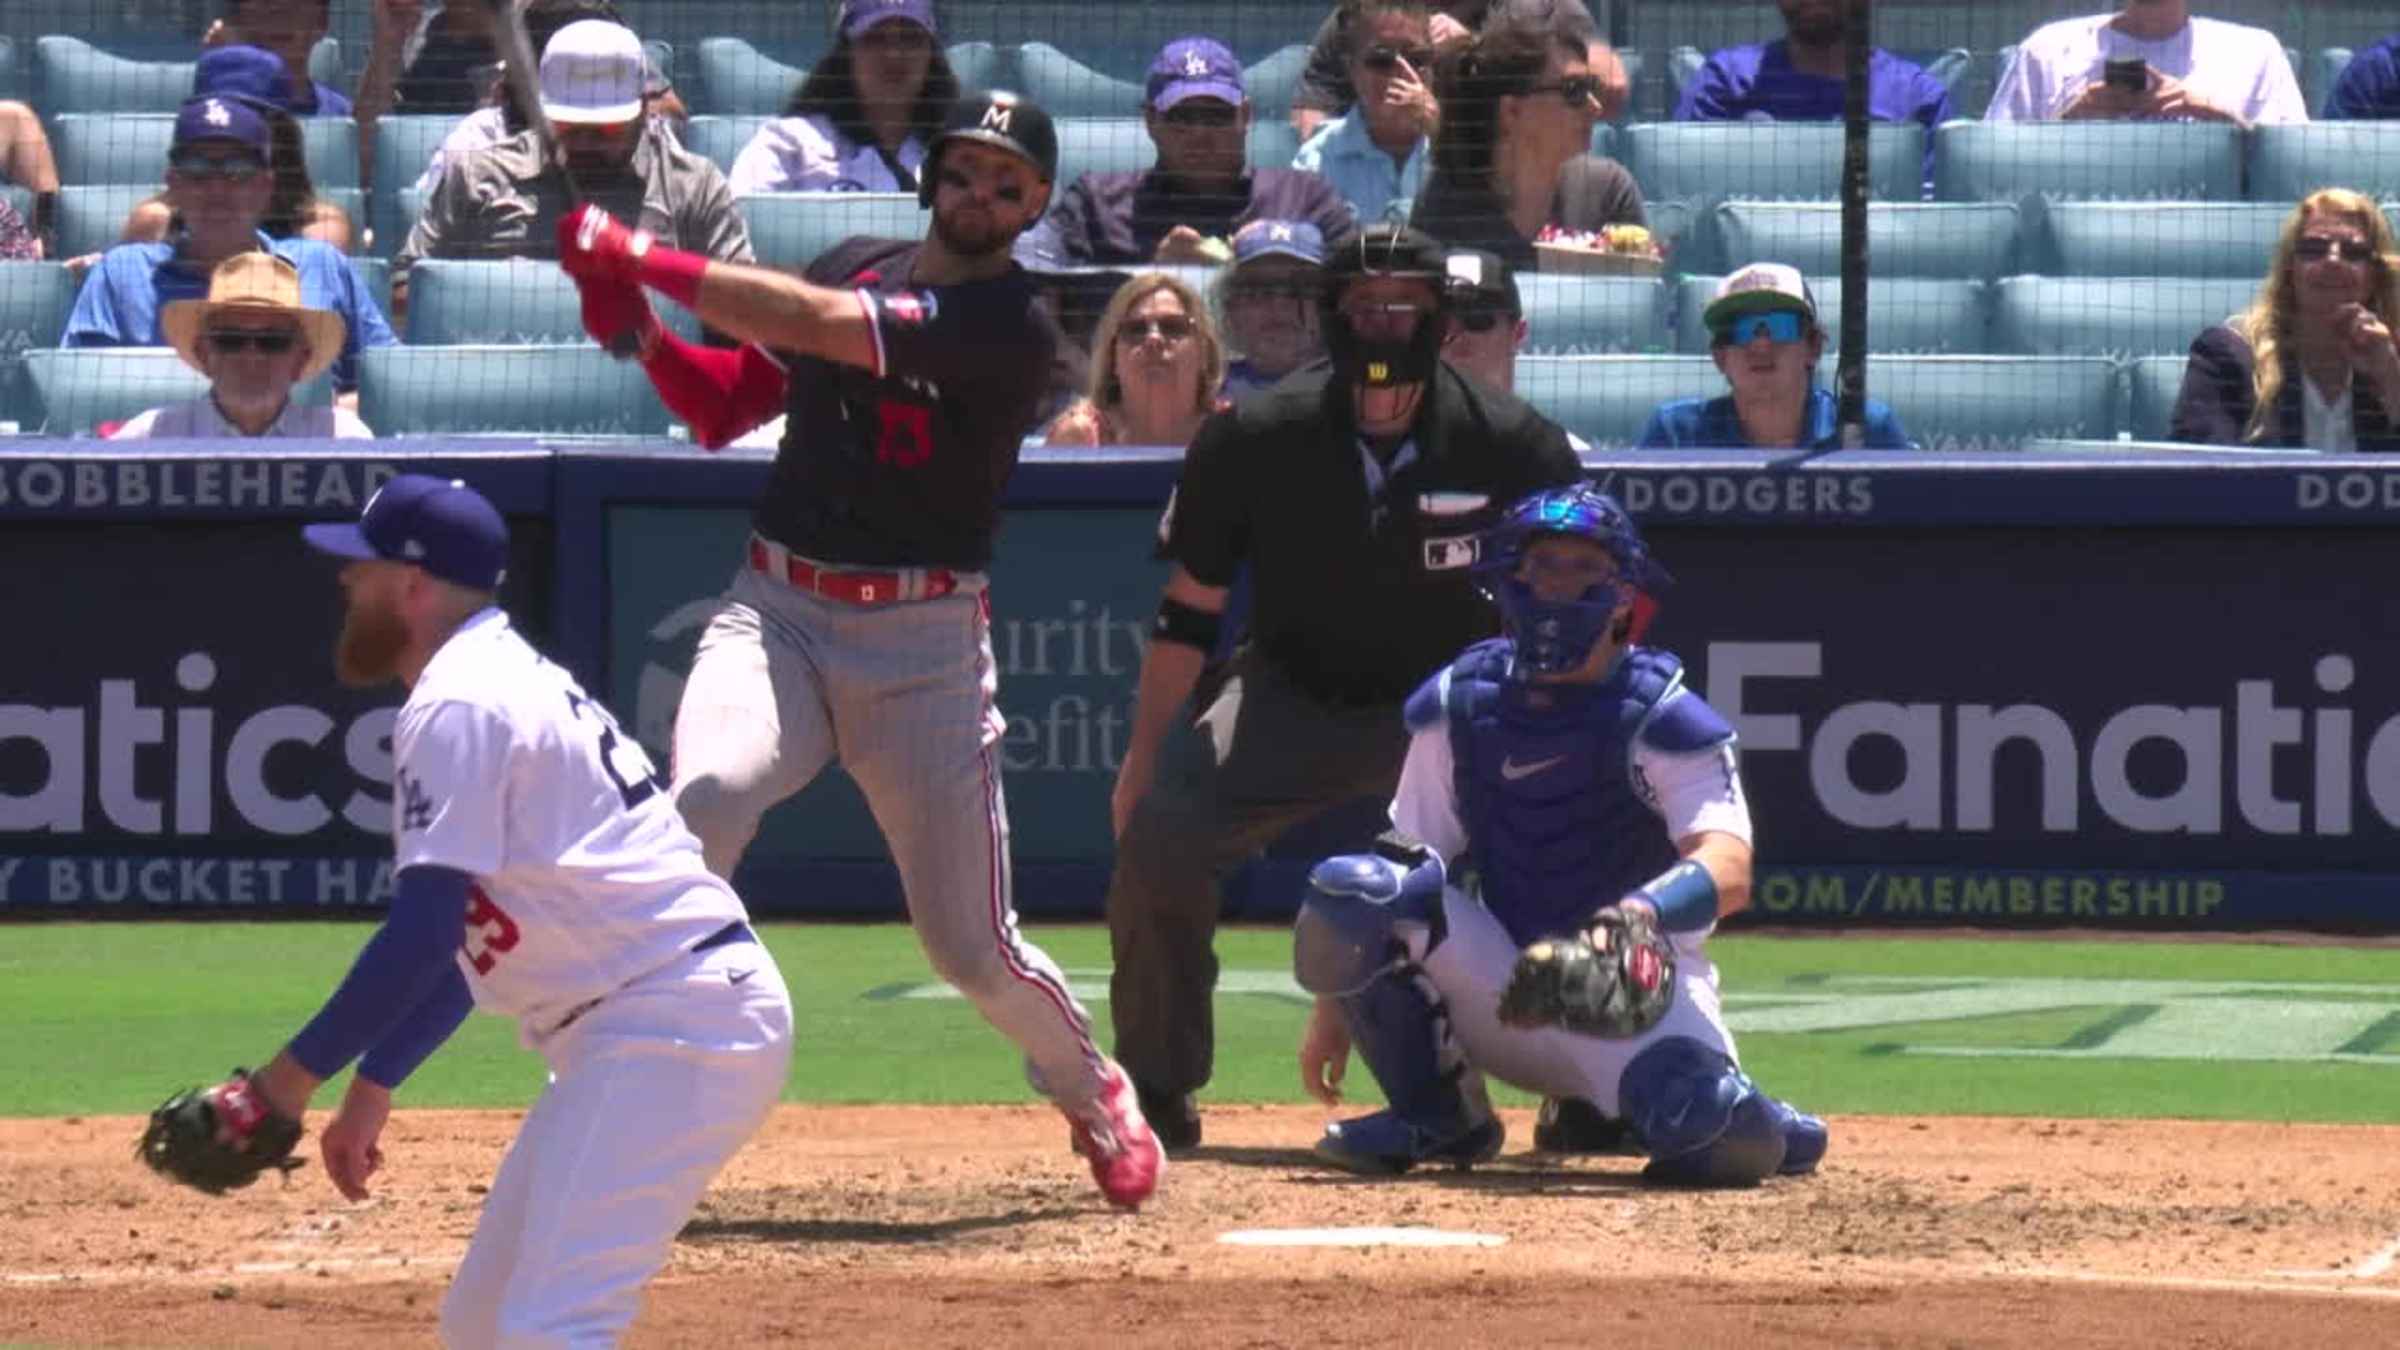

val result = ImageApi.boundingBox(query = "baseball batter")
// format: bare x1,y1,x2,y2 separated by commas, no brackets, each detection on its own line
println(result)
554,91,1163,1209
1292,485,1830,1183
137,474,793,1345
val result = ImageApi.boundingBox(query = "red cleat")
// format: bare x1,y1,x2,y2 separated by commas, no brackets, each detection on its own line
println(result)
1066,1063,1165,1212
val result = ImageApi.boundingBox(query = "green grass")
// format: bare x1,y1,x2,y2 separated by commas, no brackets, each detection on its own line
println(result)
3,922,2394,1122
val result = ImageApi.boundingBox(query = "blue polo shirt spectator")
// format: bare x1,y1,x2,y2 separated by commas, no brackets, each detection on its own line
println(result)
1293,109,1429,227
2325,34,2400,119
1674,39,1954,197
1637,262,1914,449
1291,4,1437,226
1638,385,1913,450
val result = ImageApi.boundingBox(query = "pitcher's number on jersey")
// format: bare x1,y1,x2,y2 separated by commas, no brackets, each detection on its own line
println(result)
565,688,670,810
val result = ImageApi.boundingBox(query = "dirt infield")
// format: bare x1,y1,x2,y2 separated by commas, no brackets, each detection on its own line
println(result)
6,1107,2397,1348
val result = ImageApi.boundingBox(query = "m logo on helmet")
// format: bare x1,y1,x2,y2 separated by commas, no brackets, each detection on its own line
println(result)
981,104,1013,134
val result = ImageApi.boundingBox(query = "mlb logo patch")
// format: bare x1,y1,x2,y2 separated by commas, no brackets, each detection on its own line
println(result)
882,291,939,329
1423,534,1479,570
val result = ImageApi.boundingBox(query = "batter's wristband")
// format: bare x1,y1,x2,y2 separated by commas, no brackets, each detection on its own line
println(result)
632,238,710,309
1630,859,1718,933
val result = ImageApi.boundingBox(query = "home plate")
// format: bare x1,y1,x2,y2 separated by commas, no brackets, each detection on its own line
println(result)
1217,1226,1507,1249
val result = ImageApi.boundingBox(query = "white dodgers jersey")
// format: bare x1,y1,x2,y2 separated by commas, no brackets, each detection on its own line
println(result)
392,610,748,1039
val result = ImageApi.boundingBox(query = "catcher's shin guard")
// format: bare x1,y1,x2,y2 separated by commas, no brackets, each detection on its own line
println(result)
1619,1036,1787,1187
1315,963,1498,1175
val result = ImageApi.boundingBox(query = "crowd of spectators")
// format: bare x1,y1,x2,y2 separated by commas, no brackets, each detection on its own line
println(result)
3,1,2400,446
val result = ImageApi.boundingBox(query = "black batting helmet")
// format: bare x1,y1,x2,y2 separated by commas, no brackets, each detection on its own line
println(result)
918,90,1059,207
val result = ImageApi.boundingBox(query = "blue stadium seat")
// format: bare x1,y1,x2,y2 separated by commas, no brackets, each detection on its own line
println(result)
1620,121,1927,205
1513,354,1720,449
689,36,1003,116
1248,117,1299,173
1935,123,2245,202
0,262,81,432
306,34,344,89
405,258,699,345
1246,43,1311,122
1869,355,2120,450
1590,122,1620,161
370,114,459,249
33,36,198,114
0,37,19,105
2248,124,2400,203
1516,275,1670,354
740,193,923,270
358,345,671,437
2038,201,2291,277
22,347,335,436
1671,276,1990,355
1991,276,2257,357
1054,118,1158,185
1646,199,1709,275
682,115,770,175
53,114,361,190
55,182,366,258
1017,41,1146,118
2309,48,2357,118
1713,201,2020,280
2127,354,2192,442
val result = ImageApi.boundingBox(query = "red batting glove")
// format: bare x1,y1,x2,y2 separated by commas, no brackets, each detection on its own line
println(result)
556,204,709,307
573,274,661,361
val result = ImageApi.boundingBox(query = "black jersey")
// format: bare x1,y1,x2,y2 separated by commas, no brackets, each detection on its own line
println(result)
753,237,1061,570
1160,362,1584,705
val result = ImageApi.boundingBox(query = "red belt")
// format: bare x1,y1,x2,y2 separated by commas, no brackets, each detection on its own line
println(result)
748,537,956,605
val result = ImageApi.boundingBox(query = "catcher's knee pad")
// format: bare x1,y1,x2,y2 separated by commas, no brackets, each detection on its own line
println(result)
1619,1036,1787,1187
1291,849,1446,996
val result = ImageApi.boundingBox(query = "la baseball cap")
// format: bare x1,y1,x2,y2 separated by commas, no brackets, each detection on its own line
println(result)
171,95,271,155
1444,248,1522,317
839,0,938,39
303,474,511,591
541,18,646,126
1147,36,1245,110
1232,219,1326,267
192,45,297,116
1703,262,1817,329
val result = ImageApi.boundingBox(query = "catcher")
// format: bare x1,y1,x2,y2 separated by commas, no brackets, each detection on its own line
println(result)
1293,483,1828,1185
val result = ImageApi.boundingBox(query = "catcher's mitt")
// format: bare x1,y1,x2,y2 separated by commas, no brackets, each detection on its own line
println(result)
1496,904,1677,1038
136,1069,305,1195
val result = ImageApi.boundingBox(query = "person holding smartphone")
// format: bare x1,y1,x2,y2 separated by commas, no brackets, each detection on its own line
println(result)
1986,0,2305,126
1294,1,1440,226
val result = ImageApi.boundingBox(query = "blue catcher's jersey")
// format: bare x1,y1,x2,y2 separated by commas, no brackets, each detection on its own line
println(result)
1404,639,1727,947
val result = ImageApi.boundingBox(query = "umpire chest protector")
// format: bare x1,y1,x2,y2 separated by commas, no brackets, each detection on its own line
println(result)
1414,640,1685,948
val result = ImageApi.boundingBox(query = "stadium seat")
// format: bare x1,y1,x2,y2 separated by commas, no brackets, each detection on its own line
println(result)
2038,201,2291,277
740,192,922,269
2126,354,2192,442
1671,276,1990,355
347,255,391,311
0,37,19,105
1053,118,1158,185
1245,44,1311,122
1516,275,1670,354
1646,198,1709,275
0,262,82,432
682,115,769,175
2309,48,2356,118
22,347,333,436
1713,201,2020,280
405,258,699,345
55,182,366,259
689,36,1002,116
1990,276,2257,358
306,34,344,90
2248,124,2400,203
358,345,672,437
1869,355,2120,450
1512,354,1720,449
33,36,197,114
1619,121,1927,205
1016,42,1146,118
53,113,361,190
1248,118,1299,172
369,114,459,249
1934,122,2245,202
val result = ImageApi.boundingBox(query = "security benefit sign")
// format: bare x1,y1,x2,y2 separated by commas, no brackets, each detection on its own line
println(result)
0,519,553,908
1645,526,2400,930
606,506,1166,914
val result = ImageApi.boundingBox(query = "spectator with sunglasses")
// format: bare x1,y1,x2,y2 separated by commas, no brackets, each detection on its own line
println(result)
1294,2,1440,226
1289,0,1624,141
1636,263,1912,450
1044,273,1228,447
1412,23,1645,274
120,45,357,256
1216,219,1329,400
2171,188,2400,452
109,253,369,439
1030,37,1356,268
62,96,396,396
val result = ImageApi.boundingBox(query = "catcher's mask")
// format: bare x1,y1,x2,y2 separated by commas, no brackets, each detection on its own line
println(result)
1474,485,1671,678
1320,223,1450,393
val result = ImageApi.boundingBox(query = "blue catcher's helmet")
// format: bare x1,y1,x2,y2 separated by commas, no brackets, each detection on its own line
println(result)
1475,485,1670,676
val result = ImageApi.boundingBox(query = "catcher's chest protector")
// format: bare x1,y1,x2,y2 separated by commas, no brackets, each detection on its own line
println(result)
1445,642,1683,947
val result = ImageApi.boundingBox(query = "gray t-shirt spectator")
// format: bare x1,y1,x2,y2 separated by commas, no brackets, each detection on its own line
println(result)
1292,0,1598,116
1411,154,1645,272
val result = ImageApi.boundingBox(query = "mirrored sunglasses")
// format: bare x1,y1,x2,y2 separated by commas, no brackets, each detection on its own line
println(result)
205,329,299,354
1711,310,1808,347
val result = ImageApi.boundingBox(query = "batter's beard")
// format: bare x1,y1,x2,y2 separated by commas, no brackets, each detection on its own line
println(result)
930,206,1014,260
334,598,410,688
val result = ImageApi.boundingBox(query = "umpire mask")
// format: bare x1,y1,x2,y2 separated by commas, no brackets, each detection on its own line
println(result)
1322,225,1450,392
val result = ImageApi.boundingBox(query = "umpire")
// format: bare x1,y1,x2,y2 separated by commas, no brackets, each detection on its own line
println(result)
1107,224,1584,1149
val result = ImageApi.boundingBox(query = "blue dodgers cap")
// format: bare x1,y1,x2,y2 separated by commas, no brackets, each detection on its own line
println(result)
303,474,510,591
192,45,296,115
172,95,272,155
839,0,938,39
1147,36,1245,110
1232,218,1325,266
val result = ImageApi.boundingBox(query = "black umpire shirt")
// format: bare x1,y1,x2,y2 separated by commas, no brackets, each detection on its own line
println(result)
755,237,1062,570
1161,361,1584,705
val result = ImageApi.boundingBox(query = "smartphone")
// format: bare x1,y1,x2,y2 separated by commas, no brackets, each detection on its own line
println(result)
2103,58,2149,94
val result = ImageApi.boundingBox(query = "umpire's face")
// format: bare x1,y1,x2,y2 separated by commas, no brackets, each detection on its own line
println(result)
929,140,1052,258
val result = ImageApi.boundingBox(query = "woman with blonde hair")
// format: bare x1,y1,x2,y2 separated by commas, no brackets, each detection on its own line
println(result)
2171,187,2400,451
1044,272,1228,448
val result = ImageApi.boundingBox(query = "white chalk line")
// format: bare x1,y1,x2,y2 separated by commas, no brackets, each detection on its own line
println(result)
1995,1265,2400,1301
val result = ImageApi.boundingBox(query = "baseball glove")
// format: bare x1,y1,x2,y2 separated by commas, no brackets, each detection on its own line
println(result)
135,1070,305,1195
1496,904,1677,1039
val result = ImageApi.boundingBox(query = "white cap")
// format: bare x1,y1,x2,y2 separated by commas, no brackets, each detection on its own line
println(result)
541,19,645,125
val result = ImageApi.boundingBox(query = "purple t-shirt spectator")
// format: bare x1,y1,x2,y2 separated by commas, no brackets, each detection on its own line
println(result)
1029,168,1358,267
1673,42,1955,196
2325,34,2400,119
